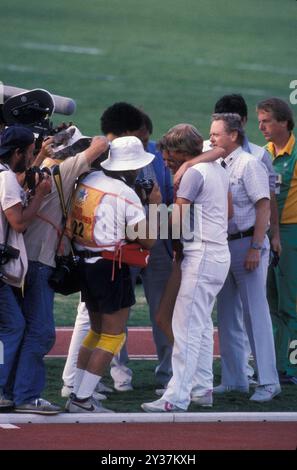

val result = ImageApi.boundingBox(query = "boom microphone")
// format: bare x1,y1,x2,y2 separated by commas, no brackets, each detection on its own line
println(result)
2,85,76,115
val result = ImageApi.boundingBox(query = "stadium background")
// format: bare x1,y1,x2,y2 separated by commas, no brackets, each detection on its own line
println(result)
1,0,296,142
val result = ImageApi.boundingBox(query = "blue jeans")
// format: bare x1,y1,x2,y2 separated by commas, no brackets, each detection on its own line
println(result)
13,262,56,405
0,281,25,399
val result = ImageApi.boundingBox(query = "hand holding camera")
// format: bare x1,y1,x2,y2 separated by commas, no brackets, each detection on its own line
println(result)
25,166,52,196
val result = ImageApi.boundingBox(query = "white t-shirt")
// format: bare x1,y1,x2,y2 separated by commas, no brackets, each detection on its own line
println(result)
74,171,146,260
0,164,28,286
177,161,230,261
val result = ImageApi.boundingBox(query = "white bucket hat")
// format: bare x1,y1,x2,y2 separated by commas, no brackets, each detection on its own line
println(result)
101,136,154,171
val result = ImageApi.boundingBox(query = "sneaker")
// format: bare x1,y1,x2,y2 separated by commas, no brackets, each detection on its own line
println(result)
141,398,184,413
248,375,258,387
250,384,281,402
191,390,213,407
15,398,61,415
65,395,114,413
114,382,133,392
95,381,114,394
0,395,14,409
213,384,249,394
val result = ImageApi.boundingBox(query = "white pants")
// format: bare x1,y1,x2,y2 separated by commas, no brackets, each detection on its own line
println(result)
217,235,279,387
62,299,89,387
162,245,230,410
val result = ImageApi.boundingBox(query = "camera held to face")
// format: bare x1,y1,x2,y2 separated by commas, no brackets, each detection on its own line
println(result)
134,178,154,204
24,166,51,194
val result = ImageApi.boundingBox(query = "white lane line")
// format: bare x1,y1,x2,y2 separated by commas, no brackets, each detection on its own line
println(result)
213,85,267,97
1,412,296,424
195,57,297,76
0,424,19,429
22,42,103,55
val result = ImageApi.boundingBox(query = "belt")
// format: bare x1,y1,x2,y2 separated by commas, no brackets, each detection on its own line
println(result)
228,227,254,241
75,249,105,259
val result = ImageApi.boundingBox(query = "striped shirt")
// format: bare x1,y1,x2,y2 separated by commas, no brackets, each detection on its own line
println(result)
223,146,270,234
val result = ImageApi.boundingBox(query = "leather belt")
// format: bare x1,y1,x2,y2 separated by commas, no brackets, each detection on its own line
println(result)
228,227,254,241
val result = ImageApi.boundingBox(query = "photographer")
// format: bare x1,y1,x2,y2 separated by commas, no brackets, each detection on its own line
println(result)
0,126,51,410
10,134,109,415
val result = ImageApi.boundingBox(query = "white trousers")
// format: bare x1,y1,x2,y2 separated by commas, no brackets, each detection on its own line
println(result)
162,245,230,410
217,235,279,387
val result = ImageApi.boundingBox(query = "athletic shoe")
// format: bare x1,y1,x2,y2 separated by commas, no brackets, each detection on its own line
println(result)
249,384,281,402
15,398,61,415
61,384,107,400
114,382,133,392
213,384,249,394
95,381,114,393
191,390,213,407
141,398,184,413
0,394,14,409
248,375,258,387
65,395,114,413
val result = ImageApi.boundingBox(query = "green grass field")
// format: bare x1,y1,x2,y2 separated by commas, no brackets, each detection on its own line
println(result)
45,358,297,413
1,0,296,142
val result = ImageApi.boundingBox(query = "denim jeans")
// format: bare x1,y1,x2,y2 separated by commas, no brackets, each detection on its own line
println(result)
13,261,56,405
0,281,25,399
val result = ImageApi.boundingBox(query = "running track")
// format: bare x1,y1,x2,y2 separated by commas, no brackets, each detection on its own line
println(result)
1,327,296,451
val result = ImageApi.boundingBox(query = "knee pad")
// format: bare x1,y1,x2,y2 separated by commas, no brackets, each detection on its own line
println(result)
82,330,101,350
96,332,126,355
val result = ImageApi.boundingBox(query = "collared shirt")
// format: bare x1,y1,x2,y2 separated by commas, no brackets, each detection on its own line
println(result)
223,146,270,234
265,133,297,224
243,136,276,192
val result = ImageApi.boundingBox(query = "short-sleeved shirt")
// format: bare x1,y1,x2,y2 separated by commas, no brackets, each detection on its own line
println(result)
243,138,276,192
24,152,90,267
74,171,146,262
0,164,28,285
176,161,230,260
223,146,270,234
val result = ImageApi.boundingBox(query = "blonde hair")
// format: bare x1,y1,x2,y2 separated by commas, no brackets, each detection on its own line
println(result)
158,123,203,156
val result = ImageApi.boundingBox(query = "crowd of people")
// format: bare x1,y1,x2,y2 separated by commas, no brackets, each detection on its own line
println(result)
0,94,296,415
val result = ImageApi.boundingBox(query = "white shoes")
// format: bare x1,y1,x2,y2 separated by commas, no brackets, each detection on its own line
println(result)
249,384,281,402
65,395,114,413
141,398,184,413
191,390,213,407
213,384,249,394
114,382,133,392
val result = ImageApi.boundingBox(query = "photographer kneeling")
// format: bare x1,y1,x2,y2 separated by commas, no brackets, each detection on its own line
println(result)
66,136,158,413
0,126,51,409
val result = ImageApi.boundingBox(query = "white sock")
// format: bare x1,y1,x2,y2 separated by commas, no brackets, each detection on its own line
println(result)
73,368,85,395
76,371,102,400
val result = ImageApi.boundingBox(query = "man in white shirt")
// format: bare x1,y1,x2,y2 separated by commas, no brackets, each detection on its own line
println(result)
142,124,231,412
211,113,280,402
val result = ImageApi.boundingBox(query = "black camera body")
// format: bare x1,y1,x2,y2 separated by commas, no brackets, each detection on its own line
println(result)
25,166,51,195
48,254,80,295
134,178,154,204
0,243,20,266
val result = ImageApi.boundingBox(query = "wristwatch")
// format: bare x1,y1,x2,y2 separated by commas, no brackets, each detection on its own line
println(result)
250,241,263,250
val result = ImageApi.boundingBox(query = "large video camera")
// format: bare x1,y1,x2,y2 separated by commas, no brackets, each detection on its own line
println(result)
1,85,90,158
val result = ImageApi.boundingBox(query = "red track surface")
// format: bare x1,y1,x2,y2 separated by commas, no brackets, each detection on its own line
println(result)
49,328,220,357
0,422,296,450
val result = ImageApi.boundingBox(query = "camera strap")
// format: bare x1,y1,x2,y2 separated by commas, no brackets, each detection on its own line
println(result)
0,169,11,265
52,165,76,257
